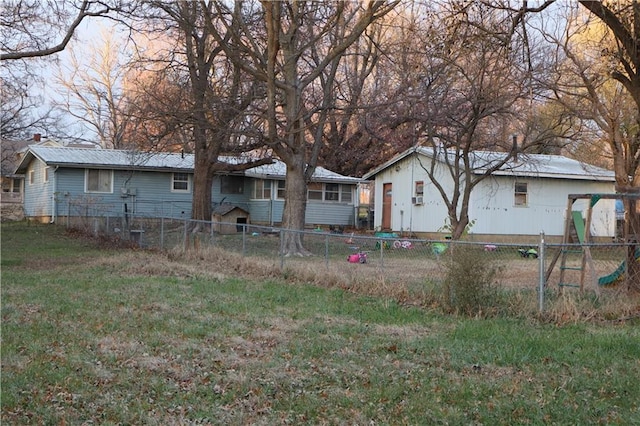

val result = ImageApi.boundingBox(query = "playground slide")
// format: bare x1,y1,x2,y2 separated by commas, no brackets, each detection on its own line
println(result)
572,211,586,243
598,249,640,286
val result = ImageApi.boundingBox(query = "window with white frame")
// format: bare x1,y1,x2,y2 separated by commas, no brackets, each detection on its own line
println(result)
172,172,190,192
325,183,340,201
514,182,528,206
85,169,113,193
276,180,286,199
307,182,323,200
307,182,353,202
341,185,352,203
44,166,50,183
11,178,21,193
29,170,35,185
254,179,271,199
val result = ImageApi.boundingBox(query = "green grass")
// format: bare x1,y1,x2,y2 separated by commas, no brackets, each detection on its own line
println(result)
2,222,640,424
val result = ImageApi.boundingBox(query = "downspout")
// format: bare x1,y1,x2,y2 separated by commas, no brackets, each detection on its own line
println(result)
50,166,58,223
409,152,415,234
269,181,274,226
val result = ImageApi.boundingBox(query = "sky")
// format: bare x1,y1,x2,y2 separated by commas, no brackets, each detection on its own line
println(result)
29,18,129,144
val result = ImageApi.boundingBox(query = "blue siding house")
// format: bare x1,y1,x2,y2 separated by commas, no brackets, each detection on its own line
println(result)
15,146,362,227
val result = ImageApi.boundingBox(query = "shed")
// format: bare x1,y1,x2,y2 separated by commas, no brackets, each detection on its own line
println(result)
362,145,617,240
212,204,250,234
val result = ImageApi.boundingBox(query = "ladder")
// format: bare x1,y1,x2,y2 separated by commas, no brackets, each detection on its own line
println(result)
557,197,599,293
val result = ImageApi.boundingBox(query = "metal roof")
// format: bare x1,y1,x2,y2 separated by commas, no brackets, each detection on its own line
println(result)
15,146,361,183
362,145,615,182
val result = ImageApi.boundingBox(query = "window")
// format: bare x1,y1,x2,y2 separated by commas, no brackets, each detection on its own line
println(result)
29,170,34,185
172,173,190,192
325,183,340,201
277,180,286,199
11,178,21,193
341,186,352,203
43,166,50,183
514,182,527,206
307,182,323,200
254,179,271,199
85,169,113,193
415,181,424,196
307,182,353,202
221,175,244,194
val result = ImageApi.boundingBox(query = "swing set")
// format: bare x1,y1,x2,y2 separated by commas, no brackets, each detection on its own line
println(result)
545,193,640,292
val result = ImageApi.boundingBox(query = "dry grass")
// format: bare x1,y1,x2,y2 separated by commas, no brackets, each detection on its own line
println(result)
81,241,640,323
3,223,640,425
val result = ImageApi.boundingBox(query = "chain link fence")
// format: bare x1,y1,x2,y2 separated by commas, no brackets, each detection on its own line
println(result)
62,211,639,311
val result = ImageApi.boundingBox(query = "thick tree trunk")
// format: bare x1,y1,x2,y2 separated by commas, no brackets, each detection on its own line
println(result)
192,156,214,222
280,162,312,257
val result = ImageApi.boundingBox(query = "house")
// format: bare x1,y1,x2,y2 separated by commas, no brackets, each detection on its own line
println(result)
1,135,61,220
14,146,362,228
362,146,617,241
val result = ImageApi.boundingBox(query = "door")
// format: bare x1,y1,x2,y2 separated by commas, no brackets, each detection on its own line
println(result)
382,183,392,230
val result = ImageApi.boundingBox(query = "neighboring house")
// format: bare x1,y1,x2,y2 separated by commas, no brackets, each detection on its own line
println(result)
1,135,61,220
362,146,617,240
15,146,362,227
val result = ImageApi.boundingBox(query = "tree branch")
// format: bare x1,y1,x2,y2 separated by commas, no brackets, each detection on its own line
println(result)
1,1,111,60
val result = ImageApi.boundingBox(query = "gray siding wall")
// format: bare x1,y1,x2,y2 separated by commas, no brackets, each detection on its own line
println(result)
248,199,283,225
51,168,255,219
305,201,355,226
23,159,53,218
54,168,195,218
33,166,356,226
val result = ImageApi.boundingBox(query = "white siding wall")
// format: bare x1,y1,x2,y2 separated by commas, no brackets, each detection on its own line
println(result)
372,154,454,233
23,159,53,218
470,176,615,237
372,152,616,237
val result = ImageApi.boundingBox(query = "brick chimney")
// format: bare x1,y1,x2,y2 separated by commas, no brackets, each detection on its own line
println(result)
33,133,41,142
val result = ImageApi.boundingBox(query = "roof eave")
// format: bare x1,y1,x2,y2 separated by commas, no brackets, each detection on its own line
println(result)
362,146,421,179
480,170,615,181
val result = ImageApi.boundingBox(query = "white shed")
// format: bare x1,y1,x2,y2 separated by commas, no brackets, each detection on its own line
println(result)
362,146,616,241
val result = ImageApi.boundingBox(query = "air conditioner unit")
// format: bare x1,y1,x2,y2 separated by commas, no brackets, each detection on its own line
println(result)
413,196,423,205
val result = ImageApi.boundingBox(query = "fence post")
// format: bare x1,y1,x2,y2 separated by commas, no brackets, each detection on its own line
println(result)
325,234,329,268
379,239,384,269
183,218,188,251
160,216,165,250
538,231,546,313
242,224,247,256
279,230,284,269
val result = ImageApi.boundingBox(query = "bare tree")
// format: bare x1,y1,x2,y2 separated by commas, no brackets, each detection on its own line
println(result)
1,0,117,60
313,18,388,177
52,29,134,148
204,0,397,256
523,1,640,289
0,61,55,140
131,1,272,222
368,2,564,239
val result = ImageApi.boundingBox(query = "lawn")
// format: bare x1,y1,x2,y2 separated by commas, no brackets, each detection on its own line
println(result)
2,222,639,424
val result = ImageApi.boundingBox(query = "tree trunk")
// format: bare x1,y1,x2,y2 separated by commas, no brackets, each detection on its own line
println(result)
280,161,312,257
192,155,214,222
